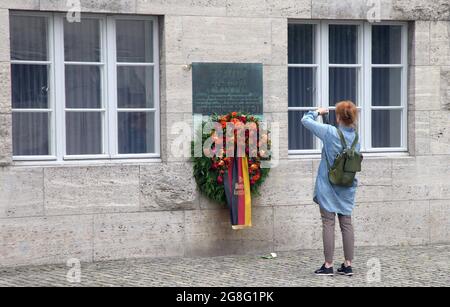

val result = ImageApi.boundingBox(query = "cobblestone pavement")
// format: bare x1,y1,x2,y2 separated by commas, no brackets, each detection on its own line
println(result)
0,244,449,287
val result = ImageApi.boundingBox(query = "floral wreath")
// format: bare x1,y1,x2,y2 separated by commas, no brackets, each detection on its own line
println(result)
192,112,271,205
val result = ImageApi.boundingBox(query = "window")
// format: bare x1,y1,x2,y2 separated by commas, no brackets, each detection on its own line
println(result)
10,12,160,161
288,21,407,154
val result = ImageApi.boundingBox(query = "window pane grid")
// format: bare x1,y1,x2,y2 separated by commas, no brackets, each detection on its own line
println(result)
113,18,157,156
10,13,54,158
288,21,407,154
63,17,105,157
11,13,160,162
369,24,406,150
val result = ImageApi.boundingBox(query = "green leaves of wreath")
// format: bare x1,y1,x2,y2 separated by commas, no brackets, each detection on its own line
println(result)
192,112,271,204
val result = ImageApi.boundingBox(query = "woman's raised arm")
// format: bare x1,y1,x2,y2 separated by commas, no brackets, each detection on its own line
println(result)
301,110,332,141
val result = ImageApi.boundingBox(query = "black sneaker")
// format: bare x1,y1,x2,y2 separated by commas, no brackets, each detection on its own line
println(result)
314,264,334,276
337,263,354,276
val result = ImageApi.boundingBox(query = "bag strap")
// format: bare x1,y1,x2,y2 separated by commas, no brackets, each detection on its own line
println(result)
350,132,359,151
336,128,347,149
337,128,359,151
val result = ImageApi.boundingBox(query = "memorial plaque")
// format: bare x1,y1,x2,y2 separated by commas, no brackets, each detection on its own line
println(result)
192,63,263,115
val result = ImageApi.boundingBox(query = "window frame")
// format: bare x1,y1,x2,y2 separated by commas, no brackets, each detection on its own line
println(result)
288,20,408,155
10,11,161,162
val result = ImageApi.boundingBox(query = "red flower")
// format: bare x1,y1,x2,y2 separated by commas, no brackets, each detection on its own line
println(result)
231,112,238,118
217,176,224,185
250,164,259,171
240,115,247,124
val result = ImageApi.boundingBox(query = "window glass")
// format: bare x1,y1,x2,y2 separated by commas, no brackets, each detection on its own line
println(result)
372,110,402,148
64,18,101,62
288,111,316,151
117,66,154,109
118,112,155,154
372,25,402,64
10,15,48,61
12,112,50,156
11,64,49,109
288,24,315,64
329,25,358,64
116,20,153,63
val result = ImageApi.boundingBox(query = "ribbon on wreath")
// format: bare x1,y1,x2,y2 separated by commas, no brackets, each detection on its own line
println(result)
223,157,252,230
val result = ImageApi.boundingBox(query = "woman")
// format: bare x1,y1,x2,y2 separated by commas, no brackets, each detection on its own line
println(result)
301,101,361,277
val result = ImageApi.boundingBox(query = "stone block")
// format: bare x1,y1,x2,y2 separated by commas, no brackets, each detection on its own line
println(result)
274,205,322,251
179,16,272,64
430,21,450,66
391,156,450,201
429,200,450,244
94,211,185,261
226,0,268,18
266,0,312,18
271,18,288,66
184,207,274,257
411,21,430,66
410,110,431,155
0,167,44,218
264,66,288,113
442,66,450,110
226,0,311,18
0,63,11,114
162,112,193,162
312,0,450,21
40,0,137,13
0,113,12,165
0,0,39,10
165,64,192,113
140,162,199,211
410,66,441,111
44,166,140,215
391,0,450,20
355,201,430,246
376,200,430,246
0,9,9,62
0,215,93,267
137,0,226,16
358,158,392,186
162,15,185,65
312,0,370,19
356,184,394,203
198,194,227,210
254,159,313,206
429,111,450,155
353,203,380,247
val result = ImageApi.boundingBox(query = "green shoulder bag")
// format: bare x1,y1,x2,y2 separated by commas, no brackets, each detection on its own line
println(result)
326,128,363,187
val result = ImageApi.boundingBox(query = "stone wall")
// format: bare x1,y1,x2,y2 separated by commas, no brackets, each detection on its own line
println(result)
0,0,449,267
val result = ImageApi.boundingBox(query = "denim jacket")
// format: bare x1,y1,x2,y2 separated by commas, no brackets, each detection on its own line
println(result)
301,111,361,216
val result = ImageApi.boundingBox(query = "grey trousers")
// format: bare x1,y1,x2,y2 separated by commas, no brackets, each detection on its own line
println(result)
320,207,354,264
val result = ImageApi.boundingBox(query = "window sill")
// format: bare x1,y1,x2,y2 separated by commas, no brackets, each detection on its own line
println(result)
288,151,411,160
12,158,162,167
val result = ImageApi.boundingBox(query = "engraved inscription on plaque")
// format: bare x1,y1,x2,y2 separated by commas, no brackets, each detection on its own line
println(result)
192,63,263,115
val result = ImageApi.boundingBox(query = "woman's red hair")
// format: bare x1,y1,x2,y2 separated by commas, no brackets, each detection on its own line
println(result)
335,100,358,127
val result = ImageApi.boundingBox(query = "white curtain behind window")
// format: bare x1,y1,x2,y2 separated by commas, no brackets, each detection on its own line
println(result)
10,15,50,156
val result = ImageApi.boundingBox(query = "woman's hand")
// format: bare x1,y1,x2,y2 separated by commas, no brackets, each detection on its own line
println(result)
317,108,329,116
